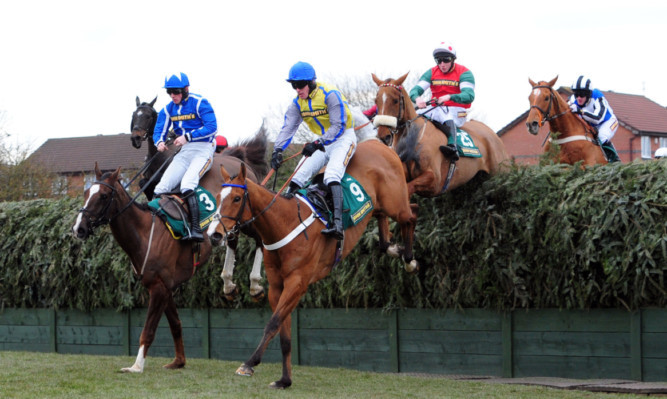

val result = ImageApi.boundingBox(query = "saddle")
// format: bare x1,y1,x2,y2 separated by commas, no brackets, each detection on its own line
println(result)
426,119,483,158
147,187,217,240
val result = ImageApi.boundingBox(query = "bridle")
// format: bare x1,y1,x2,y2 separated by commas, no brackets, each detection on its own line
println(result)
131,104,157,142
375,83,408,146
529,85,569,127
77,179,137,233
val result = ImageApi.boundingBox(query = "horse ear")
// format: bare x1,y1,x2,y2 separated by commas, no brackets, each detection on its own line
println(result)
239,163,247,181
371,73,383,86
111,166,121,182
136,96,140,107
94,162,102,179
548,76,559,87
529,78,537,87
220,165,231,181
149,96,157,107
395,72,409,86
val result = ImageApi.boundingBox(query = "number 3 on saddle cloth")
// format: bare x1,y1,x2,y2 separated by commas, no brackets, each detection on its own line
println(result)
147,186,217,240
296,173,374,229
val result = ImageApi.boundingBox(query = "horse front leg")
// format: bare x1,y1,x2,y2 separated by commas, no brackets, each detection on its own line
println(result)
248,245,265,301
162,292,186,369
121,281,169,373
270,313,292,389
399,203,419,274
220,236,239,301
374,213,393,255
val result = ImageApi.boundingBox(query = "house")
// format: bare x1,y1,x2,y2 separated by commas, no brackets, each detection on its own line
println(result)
497,88,667,164
29,134,147,196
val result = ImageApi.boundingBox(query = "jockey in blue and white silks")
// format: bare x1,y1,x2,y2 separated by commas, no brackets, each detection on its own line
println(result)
152,72,218,241
568,75,620,162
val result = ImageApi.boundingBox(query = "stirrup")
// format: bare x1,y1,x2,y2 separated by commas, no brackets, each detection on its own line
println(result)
322,225,344,240
439,145,459,161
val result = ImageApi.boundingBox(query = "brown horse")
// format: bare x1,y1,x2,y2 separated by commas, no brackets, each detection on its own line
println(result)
371,73,510,197
207,139,418,389
526,77,607,166
73,162,220,372
130,96,269,300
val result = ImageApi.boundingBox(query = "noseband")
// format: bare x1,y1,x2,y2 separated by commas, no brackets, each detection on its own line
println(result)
375,83,407,145
530,85,568,127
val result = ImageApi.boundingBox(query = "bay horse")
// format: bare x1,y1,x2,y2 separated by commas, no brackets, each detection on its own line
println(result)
72,162,225,372
371,73,510,197
526,77,607,166
207,139,418,389
130,96,268,301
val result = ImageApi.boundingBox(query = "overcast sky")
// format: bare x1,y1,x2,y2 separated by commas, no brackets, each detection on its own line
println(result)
1,0,665,152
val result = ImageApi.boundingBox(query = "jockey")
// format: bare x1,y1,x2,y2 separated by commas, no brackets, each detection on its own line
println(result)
271,61,357,241
568,75,620,162
215,135,228,153
409,41,475,161
153,72,218,242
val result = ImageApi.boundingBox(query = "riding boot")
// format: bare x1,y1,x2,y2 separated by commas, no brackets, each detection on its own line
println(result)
601,140,621,163
321,182,344,240
283,181,301,199
438,120,460,161
183,190,204,242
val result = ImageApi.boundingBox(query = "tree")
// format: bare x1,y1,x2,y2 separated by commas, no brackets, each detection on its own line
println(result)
0,111,58,202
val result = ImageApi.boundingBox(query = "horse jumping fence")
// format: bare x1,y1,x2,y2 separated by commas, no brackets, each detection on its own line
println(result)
1,308,665,382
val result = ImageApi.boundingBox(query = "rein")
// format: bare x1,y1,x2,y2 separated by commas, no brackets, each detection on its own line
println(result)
530,85,569,127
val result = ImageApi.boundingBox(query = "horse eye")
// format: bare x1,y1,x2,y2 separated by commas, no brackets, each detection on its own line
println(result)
233,196,241,202
100,194,108,200
393,99,399,104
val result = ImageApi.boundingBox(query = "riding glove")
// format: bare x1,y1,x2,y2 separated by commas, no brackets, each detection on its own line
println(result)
271,148,283,170
302,139,325,157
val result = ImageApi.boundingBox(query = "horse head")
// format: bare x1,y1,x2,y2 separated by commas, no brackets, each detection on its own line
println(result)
526,76,563,135
207,163,250,244
131,96,158,149
372,72,410,146
72,162,122,240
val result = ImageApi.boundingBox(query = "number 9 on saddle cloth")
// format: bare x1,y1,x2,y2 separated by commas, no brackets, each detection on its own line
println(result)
297,173,373,229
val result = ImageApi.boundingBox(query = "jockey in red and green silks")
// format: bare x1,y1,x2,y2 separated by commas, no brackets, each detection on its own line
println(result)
409,41,475,161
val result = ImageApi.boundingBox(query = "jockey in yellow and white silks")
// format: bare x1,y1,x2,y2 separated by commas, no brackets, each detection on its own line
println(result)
271,61,357,241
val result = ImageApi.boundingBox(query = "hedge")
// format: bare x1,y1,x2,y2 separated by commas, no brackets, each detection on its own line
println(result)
0,160,665,311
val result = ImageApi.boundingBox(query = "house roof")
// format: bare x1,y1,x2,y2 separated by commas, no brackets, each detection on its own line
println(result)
498,88,667,136
29,134,147,174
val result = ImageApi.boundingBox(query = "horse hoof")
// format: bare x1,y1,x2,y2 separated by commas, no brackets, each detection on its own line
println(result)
269,379,292,389
224,286,239,301
120,365,143,373
235,364,254,377
250,289,265,302
405,260,419,274
386,244,401,258
163,360,185,369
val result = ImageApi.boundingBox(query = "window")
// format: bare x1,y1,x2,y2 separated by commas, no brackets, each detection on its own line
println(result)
641,136,651,159
51,175,69,196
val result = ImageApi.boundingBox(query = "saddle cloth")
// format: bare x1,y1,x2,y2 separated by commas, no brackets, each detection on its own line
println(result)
296,173,374,229
147,186,217,240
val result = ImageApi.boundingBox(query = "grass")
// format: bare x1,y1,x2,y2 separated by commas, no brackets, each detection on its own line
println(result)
0,351,650,398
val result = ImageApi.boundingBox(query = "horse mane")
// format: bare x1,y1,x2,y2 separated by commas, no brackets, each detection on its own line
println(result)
396,121,423,172
223,123,270,179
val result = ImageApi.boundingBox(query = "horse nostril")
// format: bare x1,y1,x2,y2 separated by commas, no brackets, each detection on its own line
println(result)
211,232,223,245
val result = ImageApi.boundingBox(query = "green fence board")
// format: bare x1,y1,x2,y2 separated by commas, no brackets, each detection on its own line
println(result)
57,309,125,326
399,330,502,355
513,309,630,332
513,332,630,357
209,309,274,329
0,326,52,344
299,329,389,352
513,355,630,379
643,358,667,382
57,326,124,345
399,309,502,331
643,309,667,332
642,333,667,358
0,309,54,326
299,309,390,330
399,352,502,376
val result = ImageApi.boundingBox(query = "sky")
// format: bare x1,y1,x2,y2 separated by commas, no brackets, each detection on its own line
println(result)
1,0,666,152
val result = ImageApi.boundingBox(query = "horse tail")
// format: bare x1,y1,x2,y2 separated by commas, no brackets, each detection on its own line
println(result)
396,121,422,179
224,122,270,179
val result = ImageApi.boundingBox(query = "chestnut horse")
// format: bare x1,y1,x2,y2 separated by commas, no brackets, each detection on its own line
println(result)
207,139,418,389
130,96,269,300
526,77,607,166
73,162,228,372
371,73,510,197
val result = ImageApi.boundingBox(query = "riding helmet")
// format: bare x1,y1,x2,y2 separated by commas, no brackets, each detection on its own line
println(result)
433,41,457,60
286,62,317,82
571,75,592,97
164,72,190,88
